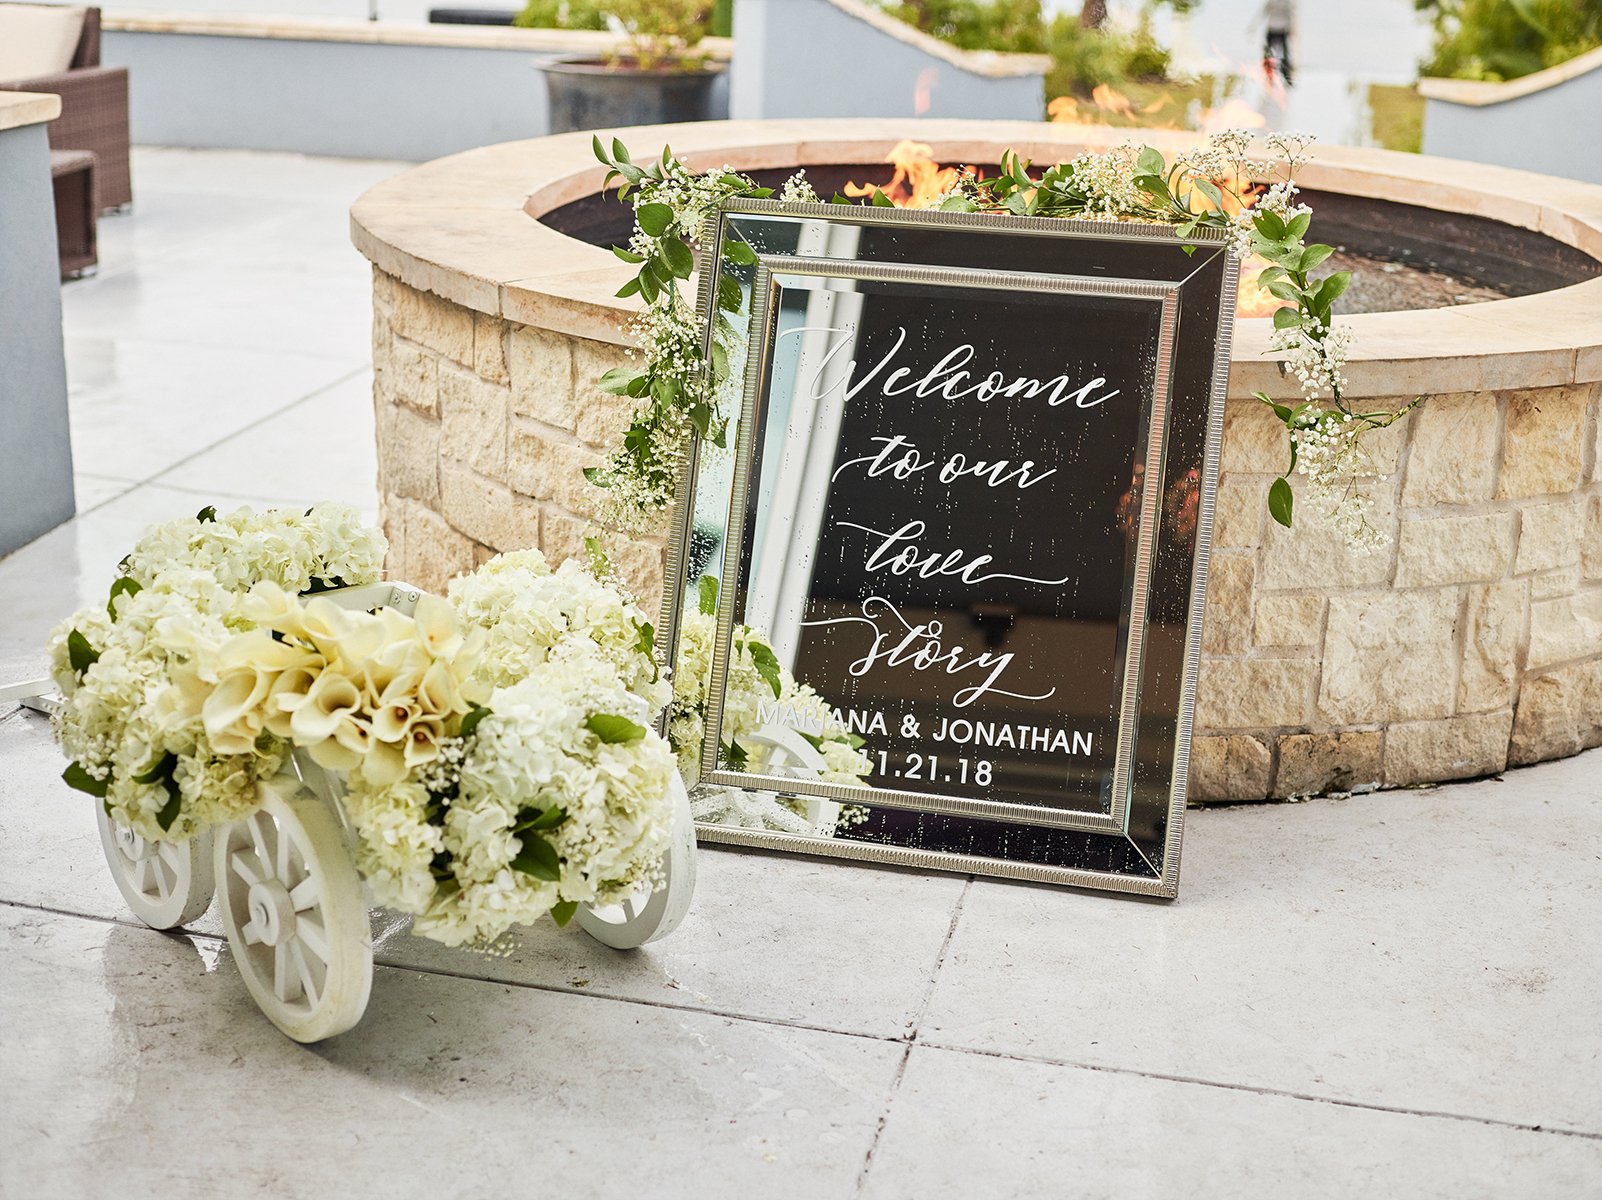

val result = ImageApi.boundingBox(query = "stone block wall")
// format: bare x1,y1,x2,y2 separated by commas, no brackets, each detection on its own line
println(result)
1194,383,1602,800
372,270,1602,801
372,271,666,617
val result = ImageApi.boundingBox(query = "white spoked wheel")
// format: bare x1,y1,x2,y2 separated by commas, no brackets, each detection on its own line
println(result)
96,802,215,930
215,773,373,1044
577,771,697,950
745,724,842,836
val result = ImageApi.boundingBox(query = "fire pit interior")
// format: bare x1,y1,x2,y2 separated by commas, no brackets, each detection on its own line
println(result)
539,164,1602,316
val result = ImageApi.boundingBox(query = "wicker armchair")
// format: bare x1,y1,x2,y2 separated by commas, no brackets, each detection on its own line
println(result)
4,7,131,209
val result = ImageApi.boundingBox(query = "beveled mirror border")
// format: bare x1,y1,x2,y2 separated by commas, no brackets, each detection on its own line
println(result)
699,256,1179,836
658,200,1240,897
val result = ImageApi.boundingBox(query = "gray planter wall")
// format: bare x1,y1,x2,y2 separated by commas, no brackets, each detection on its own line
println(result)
1423,62,1602,184
103,31,719,161
729,0,1045,121
0,119,75,557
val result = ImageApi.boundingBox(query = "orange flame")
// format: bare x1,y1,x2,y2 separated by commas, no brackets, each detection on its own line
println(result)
841,134,1286,319
843,139,971,210
1048,84,1178,128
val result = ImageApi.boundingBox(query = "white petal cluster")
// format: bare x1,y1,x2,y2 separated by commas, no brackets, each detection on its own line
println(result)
1270,319,1352,400
193,583,489,786
49,505,384,841
778,171,820,203
119,503,385,599
378,653,676,948
448,548,668,712
1287,408,1392,553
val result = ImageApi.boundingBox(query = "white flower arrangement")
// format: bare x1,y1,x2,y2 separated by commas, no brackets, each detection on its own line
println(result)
345,649,675,948
670,577,871,834
49,504,386,841
49,506,681,951
446,547,667,712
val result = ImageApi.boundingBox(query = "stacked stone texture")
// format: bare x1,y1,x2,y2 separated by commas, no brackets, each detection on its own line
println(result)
373,270,1602,801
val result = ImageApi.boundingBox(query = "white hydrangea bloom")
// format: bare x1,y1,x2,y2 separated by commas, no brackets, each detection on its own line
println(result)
448,549,668,713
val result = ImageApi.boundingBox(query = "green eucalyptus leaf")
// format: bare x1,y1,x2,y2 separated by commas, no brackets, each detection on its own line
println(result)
67,629,100,677
747,639,782,700
717,272,743,313
155,786,182,833
637,266,660,304
660,236,695,279
1135,146,1165,177
516,805,569,833
615,276,642,299
698,574,719,615
612,245,644,264
724,239,758,266
611,137,630,164
1272,306,1303,330
62,761,108,798
1286,212,1312,239
1298,244,1336,273
597,366,640,396
1313,271,1352,313
870,188,895,208
107,576,141,620
133,752,176,786
635,202,674,237
1268,476,1295,528
1253,209,1287,241
459,704,492,739
584,713,647,744
550,900,579,927
510,833,561,881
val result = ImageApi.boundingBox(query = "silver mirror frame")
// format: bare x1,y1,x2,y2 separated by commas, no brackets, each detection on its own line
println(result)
657,200,1241,898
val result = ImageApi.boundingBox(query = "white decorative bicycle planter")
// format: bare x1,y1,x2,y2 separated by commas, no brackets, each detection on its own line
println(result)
22,581,697,1045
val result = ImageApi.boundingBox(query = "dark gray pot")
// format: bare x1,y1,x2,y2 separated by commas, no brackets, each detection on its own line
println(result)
539,57,724,134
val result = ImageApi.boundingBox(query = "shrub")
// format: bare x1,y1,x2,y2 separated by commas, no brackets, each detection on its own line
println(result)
1419,0,1602,81
515,0,714,66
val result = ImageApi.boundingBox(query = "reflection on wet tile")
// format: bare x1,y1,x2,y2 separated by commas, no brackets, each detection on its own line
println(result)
0,905,901,1200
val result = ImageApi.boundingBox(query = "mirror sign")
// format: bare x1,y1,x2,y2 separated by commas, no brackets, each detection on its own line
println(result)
664,203,1240,897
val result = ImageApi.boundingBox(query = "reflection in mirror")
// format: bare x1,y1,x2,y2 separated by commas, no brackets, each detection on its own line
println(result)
664,204,1237,895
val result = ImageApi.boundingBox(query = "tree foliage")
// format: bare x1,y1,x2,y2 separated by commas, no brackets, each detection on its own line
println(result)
1418,0,1602,81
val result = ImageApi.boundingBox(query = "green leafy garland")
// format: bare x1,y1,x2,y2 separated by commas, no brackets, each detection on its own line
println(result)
587,132,1414,548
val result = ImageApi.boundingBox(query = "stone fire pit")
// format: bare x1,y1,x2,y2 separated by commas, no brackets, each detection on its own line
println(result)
350,118,1602,801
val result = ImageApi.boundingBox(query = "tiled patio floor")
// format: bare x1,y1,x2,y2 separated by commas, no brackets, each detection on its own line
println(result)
2,149,1599,1198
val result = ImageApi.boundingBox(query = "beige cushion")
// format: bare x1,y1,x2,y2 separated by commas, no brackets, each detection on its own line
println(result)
0,4,87,84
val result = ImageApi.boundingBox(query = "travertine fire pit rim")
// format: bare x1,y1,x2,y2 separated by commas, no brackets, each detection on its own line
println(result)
350,117,1602,400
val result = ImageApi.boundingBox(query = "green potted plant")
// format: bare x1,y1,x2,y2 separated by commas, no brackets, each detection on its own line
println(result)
522,0,725,133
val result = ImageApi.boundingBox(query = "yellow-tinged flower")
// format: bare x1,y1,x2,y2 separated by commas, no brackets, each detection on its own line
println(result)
287,669,362,745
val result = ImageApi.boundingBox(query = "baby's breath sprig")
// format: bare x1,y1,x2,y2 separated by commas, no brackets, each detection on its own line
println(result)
587,138,782,528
